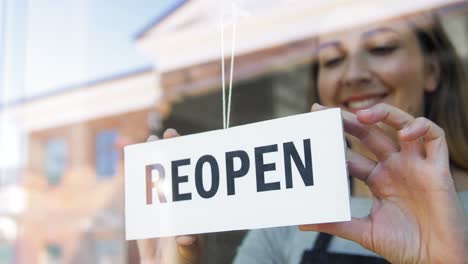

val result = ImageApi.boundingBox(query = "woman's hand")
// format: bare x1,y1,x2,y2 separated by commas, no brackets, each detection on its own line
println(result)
300,103,466,263
137,129,202,264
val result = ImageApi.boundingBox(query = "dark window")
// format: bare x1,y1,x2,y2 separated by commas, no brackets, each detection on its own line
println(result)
95,130,119,179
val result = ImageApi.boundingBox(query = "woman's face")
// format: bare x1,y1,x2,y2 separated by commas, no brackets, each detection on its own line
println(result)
316,20,437,116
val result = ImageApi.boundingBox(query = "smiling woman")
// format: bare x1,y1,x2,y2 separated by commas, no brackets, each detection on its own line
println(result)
135,4,468,264
311,13,468,176
233,10,468,264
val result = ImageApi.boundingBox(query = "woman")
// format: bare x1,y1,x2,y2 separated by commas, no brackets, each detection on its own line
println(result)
138,12,468,264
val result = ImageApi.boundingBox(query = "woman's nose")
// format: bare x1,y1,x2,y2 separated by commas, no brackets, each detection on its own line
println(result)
341,54,371,87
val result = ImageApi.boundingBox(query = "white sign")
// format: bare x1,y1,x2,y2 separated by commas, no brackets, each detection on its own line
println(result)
124,108,350,240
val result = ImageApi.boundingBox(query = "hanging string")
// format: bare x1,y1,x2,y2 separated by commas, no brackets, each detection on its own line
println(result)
220,2,238,129
221,21,226,129
226,21,236,129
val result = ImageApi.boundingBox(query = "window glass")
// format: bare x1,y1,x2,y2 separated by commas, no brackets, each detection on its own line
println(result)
95,130,119,179
44,138,67,186
0,1,467,263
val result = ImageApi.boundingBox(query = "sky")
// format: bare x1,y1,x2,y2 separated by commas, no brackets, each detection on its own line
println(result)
0,0,183,169
1,0,183,103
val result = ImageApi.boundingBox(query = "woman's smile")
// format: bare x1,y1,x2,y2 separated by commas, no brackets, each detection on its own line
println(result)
342,92,389,113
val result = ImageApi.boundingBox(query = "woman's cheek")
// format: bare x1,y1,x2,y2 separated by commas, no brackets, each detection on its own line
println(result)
371,57,425,115
317,76,337,107
369,55,414,81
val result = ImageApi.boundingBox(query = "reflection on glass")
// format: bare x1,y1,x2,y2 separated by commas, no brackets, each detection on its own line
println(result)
0,0,466,263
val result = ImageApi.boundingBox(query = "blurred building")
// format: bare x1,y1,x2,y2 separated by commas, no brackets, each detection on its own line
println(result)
2,69,157,263
0,0,467,263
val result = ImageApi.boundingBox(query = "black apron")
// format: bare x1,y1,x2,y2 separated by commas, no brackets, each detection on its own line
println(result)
299,233,391,264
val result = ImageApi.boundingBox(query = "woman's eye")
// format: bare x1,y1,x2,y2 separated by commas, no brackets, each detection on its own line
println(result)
322,57,343,68
369,45,397,56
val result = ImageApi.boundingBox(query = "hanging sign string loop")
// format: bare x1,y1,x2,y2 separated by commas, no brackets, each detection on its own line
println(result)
221,2,239,129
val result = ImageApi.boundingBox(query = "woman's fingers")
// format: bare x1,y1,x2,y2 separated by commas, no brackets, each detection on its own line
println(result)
311,103,328,112
164,128,180,139
312,103,399,161
137,239,158,262
356,103,413,129
357,103,424,156
346,148,376,183
400,117,449,165
175,235,198,246
148,129,180,142
137,236,200,264
341,110,399,161
299,217,371,249
147,135,159,142
175,235,202,263
148,127,180,142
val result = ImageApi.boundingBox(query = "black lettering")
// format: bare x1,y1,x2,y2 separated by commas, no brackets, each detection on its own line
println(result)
195,155,220,199
226,150,250,195
172,159,192,201
283,139,313,188
255,144,280,192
